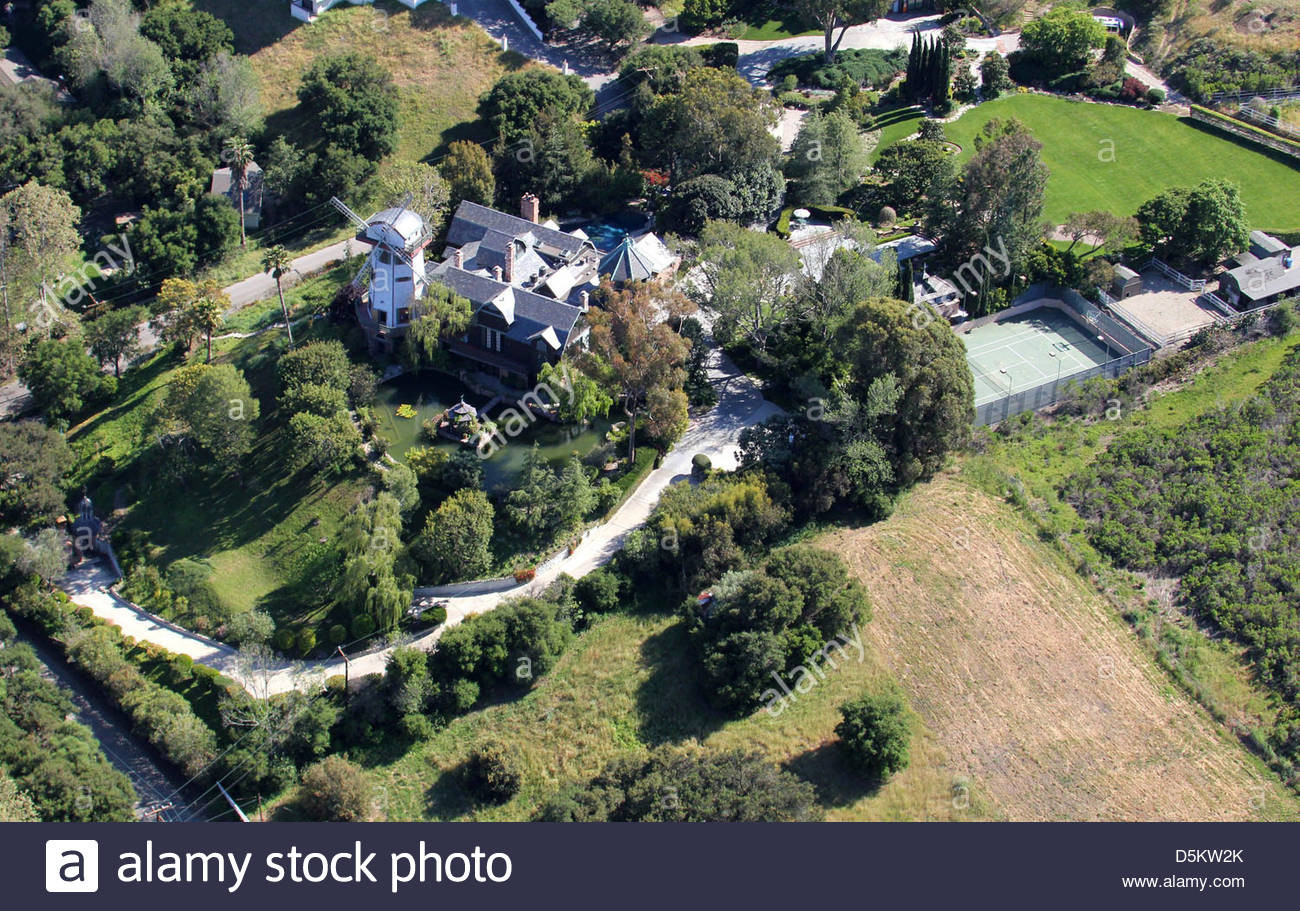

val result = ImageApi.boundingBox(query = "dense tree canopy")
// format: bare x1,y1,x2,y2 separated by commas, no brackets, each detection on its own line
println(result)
0,421,72,529
298,52,399,160
836,296,975,486
537,745,822,821
1135,179,1249,265
479,70,594,147
1018,6,1106,76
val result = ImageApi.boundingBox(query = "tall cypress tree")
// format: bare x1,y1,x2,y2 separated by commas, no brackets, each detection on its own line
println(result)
906,32,920,102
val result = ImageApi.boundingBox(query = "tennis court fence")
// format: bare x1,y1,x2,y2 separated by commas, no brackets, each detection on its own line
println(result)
971,284,1154,425
974,348,1151,425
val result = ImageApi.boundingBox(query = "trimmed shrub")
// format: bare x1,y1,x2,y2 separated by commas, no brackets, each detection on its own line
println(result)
298,628,318,656
298,756,371,822
273,627,296,652
691,452,712,475
350,614,376,639
574,568,624,615
328,624,348,645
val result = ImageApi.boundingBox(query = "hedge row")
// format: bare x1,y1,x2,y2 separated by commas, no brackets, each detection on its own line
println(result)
3,582,225,780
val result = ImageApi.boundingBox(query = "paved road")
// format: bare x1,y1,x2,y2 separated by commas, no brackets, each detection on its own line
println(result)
61,328,780,695
20,629,202,821
678,15,1019,86
1,239,355,417
454,0,619,89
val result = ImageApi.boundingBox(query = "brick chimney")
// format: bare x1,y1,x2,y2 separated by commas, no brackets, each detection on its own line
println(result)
453,248,463,269
493,265,503,282
520,193,540,224
505,240,516,284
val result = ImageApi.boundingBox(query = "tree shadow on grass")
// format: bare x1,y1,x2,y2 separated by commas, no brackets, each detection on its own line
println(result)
423,763,476,820
633,620,730,746
783,741,882,809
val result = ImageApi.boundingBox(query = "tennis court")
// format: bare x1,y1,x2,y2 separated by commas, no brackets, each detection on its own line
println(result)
959,307,1115,407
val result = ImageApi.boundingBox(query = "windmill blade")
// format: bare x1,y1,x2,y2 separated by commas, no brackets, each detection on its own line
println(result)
351,258,373,289
329,196,370,232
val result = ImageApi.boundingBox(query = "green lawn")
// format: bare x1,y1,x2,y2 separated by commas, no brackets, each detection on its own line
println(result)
942,94,1300,231
68,314,372,628
868,105,925,162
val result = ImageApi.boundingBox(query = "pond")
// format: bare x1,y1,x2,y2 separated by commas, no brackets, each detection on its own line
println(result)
374,371,614,492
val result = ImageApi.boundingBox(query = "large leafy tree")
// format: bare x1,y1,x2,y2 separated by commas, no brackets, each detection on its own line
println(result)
785,110,868,206
643,68,780,183
836,686,912,781
871,139,955,215
479,70,594,147
538,360,612,425
18,338,115,427
1135,179,1249,265
925,118,1048,279
336,493,412,633
86,304,145,376
159,363,259,467
0,421,72,528
402,284,472,368
836,296,975,485
298,52,399,160
414,488,494,584
795,0,892,64
1019,6,1106,76
376,162,450,235
691,220,801,351
581,281,691,462
440,140,496,208
1,181,81,332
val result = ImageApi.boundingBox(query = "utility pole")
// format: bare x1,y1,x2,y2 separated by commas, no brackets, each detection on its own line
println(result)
337,646,351,701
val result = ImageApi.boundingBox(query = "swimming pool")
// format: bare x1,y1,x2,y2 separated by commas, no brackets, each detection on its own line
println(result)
570,212,650,253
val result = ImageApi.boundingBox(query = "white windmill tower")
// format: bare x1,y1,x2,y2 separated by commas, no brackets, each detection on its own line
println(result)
330,196,432,349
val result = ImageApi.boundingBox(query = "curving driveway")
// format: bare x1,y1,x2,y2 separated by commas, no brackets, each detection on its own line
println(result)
61,329,780,696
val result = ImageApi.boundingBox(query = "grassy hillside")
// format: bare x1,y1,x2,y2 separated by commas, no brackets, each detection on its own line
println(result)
942,94,1300,231
822,473,1296,820
67,275,371,628
193,1,522,168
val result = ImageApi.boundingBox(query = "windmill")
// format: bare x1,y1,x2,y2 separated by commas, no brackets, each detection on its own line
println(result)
330,195,431,346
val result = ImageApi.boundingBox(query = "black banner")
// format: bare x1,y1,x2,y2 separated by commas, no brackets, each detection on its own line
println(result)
2,822,1286,908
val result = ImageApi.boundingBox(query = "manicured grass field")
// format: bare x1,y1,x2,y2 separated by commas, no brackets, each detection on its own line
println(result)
868,106,925,162
942,94,1300,231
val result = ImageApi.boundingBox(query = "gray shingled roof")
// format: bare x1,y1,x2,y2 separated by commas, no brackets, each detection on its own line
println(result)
428,263,584,348
446,201,590,257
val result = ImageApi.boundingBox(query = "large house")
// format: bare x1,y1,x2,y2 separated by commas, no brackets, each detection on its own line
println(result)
348,196,593,386
1218,230,1300,309
347,194,678,383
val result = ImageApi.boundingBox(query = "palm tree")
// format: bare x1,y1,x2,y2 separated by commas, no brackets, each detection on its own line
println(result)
262,245,295,349
194,280,228,363
228,137,255,248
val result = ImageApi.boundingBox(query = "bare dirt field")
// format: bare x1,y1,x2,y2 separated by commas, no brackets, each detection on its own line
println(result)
819,473,1298,821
